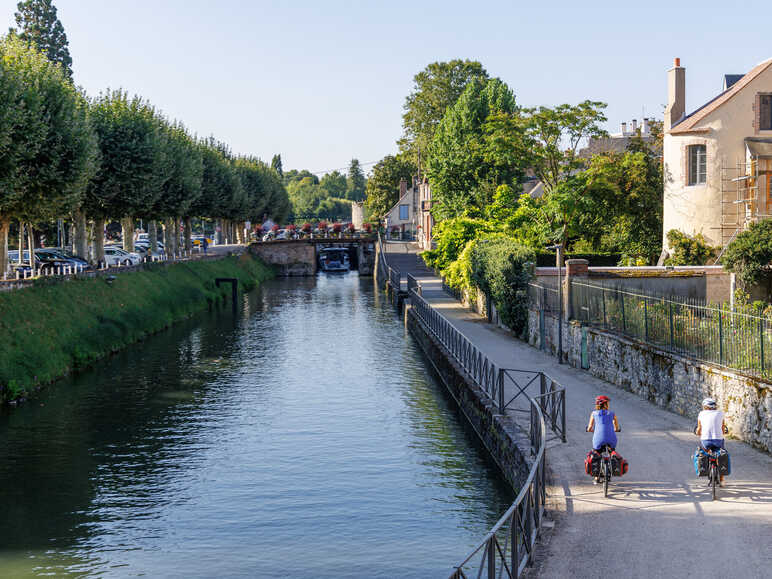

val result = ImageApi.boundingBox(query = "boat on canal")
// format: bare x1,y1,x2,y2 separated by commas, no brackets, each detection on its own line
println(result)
318,247,350,272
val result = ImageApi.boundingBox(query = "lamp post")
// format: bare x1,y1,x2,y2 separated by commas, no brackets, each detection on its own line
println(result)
547,243,564,364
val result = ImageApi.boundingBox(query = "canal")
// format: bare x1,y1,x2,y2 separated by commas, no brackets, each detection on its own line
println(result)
0,273,514,578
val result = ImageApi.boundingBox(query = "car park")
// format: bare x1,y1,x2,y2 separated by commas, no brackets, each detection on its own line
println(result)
103,246,141,266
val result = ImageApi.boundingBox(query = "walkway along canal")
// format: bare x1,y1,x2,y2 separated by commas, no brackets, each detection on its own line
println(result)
0,273,514,578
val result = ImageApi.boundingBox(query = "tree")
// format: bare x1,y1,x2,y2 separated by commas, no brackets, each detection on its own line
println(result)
364,155,416,218
319,170,347,199
400,59,488,162
425,77,520,219
346,158,366,201
271,153,283,178
85,90,166,261
0,34,97,275
12,0,72,78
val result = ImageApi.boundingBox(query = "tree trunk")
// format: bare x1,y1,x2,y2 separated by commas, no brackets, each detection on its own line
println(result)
74,209,88,258
184,217,192,253
121,217,135,252
164,218,176,257
235,221,243,244
149,220,158,253
93,217,106,265
27,223,36,277
215,219,223,245
0,217,9,280
17,222,24,264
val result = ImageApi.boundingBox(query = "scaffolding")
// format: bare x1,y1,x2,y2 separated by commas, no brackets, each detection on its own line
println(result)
718,158,758,249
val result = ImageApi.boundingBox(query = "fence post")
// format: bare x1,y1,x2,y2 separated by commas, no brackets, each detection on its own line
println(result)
718,309,724,366
644,299,649,341
761,318,765,374
498,369,505,412
669,301,674,349
601,287,607,327
620,289,626,332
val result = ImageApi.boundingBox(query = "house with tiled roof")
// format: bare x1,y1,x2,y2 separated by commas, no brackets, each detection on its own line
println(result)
662,57,772,256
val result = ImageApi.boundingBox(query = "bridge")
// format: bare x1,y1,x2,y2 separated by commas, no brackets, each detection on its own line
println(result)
248,237,375,276
383,241,772,578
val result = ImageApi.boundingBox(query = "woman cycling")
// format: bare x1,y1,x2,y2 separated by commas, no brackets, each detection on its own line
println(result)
586,395,621,483
695,397,729,486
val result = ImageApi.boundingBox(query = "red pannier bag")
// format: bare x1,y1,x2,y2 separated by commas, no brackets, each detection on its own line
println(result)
610,451,629,476
584,450,600,476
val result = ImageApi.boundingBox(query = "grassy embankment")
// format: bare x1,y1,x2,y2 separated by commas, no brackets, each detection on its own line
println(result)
0,254,273,402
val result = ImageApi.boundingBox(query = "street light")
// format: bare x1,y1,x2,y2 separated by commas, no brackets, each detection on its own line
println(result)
546,243,563,364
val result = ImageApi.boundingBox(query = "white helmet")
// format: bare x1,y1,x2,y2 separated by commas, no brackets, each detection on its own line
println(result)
702,397,717,409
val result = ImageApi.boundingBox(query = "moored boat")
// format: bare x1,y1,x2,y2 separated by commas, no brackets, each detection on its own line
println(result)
318,247,350,272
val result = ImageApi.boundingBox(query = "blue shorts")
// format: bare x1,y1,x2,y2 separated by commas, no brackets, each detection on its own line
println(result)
701,439,725,451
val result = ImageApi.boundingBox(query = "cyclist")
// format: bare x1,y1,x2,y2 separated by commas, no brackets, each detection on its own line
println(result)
695,397,729,486
586,395,621,484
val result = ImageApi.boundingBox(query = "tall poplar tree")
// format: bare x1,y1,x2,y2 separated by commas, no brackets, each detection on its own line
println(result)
271,154,283,178
346,158,366,201
12,0,73,78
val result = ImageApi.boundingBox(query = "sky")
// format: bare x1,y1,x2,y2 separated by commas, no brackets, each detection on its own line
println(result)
2,0,770,175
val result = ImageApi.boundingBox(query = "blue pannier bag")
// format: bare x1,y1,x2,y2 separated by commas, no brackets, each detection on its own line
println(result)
693,448,708,476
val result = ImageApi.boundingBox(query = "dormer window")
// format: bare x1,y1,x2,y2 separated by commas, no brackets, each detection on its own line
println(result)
760,95,772,130
688,145,707,185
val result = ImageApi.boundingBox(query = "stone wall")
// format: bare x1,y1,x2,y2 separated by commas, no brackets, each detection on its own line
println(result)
528,309,772,453
249,241,316,276
407,305,534,491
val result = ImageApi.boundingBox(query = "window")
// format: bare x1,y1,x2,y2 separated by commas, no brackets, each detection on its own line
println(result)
688,145,707,185
399,204,409,220
760,95,772,130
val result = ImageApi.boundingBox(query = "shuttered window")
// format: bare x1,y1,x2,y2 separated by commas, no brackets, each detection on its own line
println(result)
760,95,772,130
688,145,707,185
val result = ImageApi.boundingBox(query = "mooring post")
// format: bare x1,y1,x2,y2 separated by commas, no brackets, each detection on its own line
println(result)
215,277,238,314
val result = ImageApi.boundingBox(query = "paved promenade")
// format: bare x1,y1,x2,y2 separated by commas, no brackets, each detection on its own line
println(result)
387,242,772,579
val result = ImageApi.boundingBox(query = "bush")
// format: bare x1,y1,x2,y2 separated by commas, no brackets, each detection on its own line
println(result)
469,238,535,336
665,230,716,265
722,220,772,287
421,217,490,271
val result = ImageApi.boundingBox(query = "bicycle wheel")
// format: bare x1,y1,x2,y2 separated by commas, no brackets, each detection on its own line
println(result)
603,463,609,497
711,465,717,501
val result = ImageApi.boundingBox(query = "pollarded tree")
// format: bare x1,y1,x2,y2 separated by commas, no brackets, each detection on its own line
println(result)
364,154,417,218
0,34,97,275
12,0,72,78
426,77,520,219
85,89,166,262
193,137,243,244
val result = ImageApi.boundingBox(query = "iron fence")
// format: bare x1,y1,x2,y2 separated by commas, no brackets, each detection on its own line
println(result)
499,370,567,443
388,266,402,292
527,281,560,313
570,280,772,379
442,276,464,302
407,273,422,296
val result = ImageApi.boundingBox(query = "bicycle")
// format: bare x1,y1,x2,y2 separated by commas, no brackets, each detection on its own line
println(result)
597,444,614,497
702,446,723,501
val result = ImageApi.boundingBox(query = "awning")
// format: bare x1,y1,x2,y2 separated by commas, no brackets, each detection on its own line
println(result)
745,137,772,158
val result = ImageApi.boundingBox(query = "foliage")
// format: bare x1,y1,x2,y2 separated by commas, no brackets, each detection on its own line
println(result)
346,158,366,201
320,170,347,199
722,219,772,287
399,59,488,160
665,230,716,266
363,154,417,218
469,238,535,335
0,254,273,402
421,217,491,271
271,154,283,178
12,0,72,77
426,77,521,219
152,120,203,220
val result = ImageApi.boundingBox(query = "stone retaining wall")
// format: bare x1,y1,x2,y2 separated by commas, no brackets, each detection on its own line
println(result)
407,305,534,490
528,309,772,453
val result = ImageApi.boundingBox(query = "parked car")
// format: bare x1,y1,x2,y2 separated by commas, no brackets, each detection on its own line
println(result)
103,245,141,266
36,248,92,271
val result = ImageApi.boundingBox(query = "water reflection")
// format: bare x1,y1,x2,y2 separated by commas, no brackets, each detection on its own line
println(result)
0,273,513,577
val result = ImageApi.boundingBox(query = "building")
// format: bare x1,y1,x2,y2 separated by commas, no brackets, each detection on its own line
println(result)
351,201,365,230
383,177,433,249
662,57,772,253
583,117,656,157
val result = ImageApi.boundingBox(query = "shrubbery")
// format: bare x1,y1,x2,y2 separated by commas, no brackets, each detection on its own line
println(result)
421,217,490,271
469,238,535,336
722,220,772,287
665,230,716,266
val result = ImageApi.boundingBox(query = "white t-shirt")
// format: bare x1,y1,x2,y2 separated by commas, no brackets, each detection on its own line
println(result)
698,409,724,440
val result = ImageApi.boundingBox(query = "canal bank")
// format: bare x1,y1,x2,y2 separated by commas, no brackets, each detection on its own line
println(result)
0,253,273,403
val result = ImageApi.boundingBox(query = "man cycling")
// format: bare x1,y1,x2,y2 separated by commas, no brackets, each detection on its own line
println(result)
695,397,729,486
586,395,621,483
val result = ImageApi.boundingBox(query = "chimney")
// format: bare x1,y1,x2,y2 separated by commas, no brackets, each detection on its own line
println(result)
631,119,638,133
399,178,407,197
665,57,685,132
620,122,627,134
642,117,650,135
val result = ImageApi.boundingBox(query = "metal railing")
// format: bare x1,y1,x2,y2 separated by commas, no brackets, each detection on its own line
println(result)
388,266,402,292
500,370,566,443
441,276,464,302
527,281,560,313
570,279,772,379
407,273,422,296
